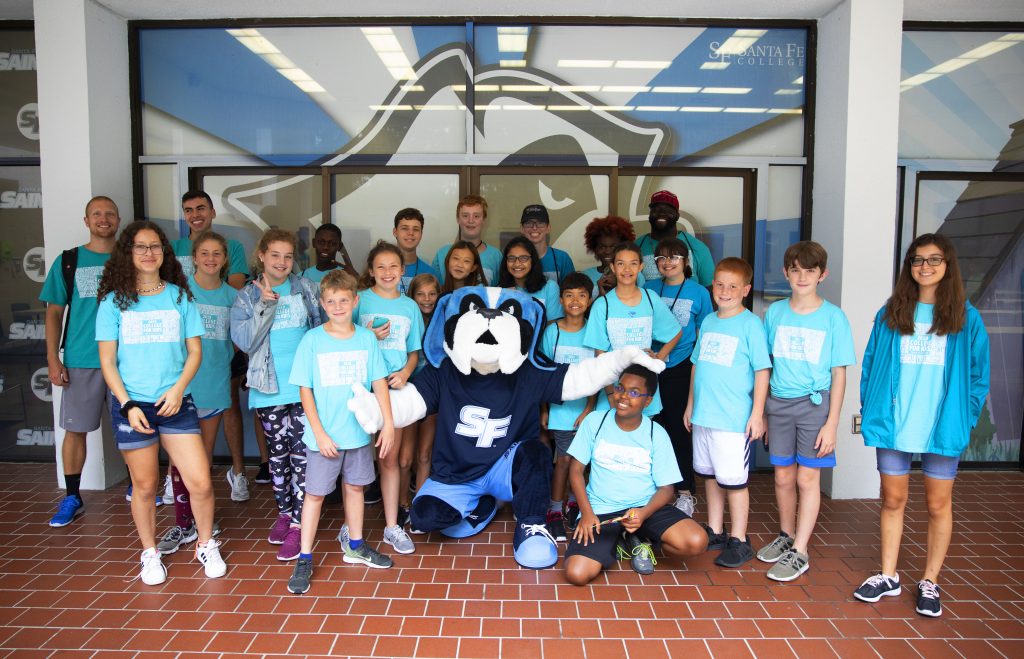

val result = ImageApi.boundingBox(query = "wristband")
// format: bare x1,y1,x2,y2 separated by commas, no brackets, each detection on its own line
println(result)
120,400,142,414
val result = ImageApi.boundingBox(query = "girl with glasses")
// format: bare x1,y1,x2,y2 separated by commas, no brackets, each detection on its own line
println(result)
497,236,563,321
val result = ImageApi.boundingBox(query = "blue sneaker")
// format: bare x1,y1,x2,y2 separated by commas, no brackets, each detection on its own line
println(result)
125,485,163,507
49,495,83,527
440,495,497,538
513,517,558,569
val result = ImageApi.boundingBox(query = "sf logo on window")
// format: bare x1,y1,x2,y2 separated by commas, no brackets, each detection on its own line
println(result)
455,405,511,448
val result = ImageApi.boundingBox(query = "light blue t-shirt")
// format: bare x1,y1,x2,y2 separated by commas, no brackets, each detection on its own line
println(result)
399,258,438,295
538,247,575,284
189,276,238,409
568,410,681,515
644,278,713,367
355,288,424,375
289,325,388,451
248,279,312,409
582,266,646,298
39,246,111,369
691,309,772,433
540,322,595,431
95,284,205,403
301,264,341,285
517,279,564,321
765,298,856,401
172,237,248,280
894,303,947,452
432,243,503,286
583,287,681,417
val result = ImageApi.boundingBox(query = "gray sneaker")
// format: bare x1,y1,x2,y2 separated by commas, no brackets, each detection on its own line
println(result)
343,542,393,569
673,493,697,517
767,549,809,582
617,532,656,575
383,524,415,555
756,532,794,563
288,557,313,594
157,522,197,555
337,524,350,552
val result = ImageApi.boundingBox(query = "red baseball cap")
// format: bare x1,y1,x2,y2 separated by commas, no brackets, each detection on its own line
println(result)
649,190,679,210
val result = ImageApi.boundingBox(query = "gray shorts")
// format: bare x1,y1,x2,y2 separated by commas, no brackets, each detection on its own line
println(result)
305,444,375,495
59,368,109,433
765,393,835,468
550,430,576,458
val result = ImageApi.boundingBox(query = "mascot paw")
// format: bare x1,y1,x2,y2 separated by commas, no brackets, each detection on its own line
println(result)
512,519,558,569
347,383,383,434
440,495,498,538
623,345,666,374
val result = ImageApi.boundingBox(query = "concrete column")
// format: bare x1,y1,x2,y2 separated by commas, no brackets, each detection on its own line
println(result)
35,0,133,489
812,0,903,499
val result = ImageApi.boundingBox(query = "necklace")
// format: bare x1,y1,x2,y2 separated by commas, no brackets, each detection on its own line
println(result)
137,281,165,294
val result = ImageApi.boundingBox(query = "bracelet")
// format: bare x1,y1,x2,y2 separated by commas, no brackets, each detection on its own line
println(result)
120,400,142,414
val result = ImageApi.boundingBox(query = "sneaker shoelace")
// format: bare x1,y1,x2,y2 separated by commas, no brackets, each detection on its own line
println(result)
919,580,939,599
56,497,79,516
631,541,657,566
778,550,804,570
520,523,556,544
864,573,893,588
125,550,163,584
389,526,411,543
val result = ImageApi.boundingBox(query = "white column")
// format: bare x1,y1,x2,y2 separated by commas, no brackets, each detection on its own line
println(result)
35,0,133,489
812,0,903,499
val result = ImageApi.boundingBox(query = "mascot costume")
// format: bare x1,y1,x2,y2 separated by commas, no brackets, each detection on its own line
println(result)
350,287,663,569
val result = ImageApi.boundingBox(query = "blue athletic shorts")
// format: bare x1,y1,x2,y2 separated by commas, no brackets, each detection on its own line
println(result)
413,441,521,515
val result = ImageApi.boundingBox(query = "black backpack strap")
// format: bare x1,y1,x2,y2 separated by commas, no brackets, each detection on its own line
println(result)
59,247,79,351
594,410,612,436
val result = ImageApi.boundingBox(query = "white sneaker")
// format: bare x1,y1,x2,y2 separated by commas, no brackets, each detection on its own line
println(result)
673,493,697,518
162,475,175,505
140,547,167,586
226,469,250,503
196,539,227,578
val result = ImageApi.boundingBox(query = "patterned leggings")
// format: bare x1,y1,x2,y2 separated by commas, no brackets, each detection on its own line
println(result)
255,403,307,525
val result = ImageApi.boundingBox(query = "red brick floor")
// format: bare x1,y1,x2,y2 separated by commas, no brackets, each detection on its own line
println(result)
1,463,1022,658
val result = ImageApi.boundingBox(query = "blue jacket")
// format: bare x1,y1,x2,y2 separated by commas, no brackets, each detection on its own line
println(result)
230,274,324,395
860,302,989,457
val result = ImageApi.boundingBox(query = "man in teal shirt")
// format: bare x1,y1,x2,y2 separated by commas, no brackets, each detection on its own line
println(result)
40,196,121,528
637,190,715,287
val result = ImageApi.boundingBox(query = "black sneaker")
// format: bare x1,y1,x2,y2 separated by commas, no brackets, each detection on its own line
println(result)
545,510,566,542
714,536,754,568
853,573,902,602
254,462,271,485
915,579,942,617
397,505,411,528
702,523,729,551
563,501,580,534
288,557,313,594
364,479,382,505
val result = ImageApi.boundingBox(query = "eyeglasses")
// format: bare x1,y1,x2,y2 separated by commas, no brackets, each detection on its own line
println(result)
612,383,653,398
521,221,547,230
506,254,531,264
909,256,945,267
654,255,685,264
132,243,163,255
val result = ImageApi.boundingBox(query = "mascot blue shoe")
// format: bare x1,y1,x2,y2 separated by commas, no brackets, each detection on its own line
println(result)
513,517,558,569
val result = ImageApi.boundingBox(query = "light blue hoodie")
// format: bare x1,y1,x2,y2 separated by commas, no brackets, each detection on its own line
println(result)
860,302,989,457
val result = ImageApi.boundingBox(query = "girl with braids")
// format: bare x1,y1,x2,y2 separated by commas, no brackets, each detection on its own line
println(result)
497,235,563,321
95,220,226,585
346,241,422,555
582,215,645,297
230,229,324,562
854,233,990,618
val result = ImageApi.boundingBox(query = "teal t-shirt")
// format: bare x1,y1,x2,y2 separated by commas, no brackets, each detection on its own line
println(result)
248,279,311,408
644,278,713,367
172,237,248,280
94,284,205,403
894,303,947,453
354,288,424,375
399,258,438,295
39,246,111,368
765,298,856,401
432,243,503,286
289,325,388,450
636,231,715,287
582,266,646,298
540,322,595,431
539,247,575,284
583,287,681,417
301,264,341,285
517,279,564,321
567,410,681,515
691,309,772,433
189,276,238,409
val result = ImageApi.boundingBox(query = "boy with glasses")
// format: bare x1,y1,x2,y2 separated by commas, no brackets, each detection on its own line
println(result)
519,204,575,284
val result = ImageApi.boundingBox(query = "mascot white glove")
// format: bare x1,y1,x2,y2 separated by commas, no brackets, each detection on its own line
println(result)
561,345,666,401
348,382,427,433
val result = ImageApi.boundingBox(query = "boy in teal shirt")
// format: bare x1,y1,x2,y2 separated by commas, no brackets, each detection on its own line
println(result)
286,270,395,594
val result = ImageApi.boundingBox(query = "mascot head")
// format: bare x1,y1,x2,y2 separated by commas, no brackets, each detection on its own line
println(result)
423,286,551,376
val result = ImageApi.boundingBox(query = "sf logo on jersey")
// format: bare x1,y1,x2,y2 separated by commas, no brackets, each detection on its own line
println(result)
455,405,511,448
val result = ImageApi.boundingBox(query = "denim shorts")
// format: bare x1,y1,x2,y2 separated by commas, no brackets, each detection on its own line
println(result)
876,448,959,480
111,395,201,450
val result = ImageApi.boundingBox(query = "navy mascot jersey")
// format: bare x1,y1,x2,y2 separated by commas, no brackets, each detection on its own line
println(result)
412,356,568,484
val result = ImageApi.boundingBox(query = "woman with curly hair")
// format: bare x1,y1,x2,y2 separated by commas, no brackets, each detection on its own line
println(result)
582,215,644,297
96,220,226,585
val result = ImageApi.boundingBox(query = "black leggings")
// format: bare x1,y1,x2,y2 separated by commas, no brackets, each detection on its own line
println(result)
655,360,694,492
